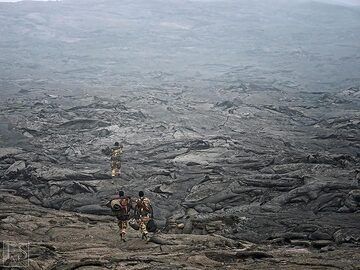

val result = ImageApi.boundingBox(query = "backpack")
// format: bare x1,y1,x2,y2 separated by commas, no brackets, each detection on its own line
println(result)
146,219,157,232
111,198,130,217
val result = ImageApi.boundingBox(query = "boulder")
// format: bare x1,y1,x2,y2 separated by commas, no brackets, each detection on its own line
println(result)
5,161,26,177
74,205,109,215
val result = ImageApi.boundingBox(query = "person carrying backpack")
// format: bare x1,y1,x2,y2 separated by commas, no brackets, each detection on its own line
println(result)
134,191,153,241
106,190,132,242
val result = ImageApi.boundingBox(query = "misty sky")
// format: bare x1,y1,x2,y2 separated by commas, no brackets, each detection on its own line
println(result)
0,0,359,94
0,0,359,5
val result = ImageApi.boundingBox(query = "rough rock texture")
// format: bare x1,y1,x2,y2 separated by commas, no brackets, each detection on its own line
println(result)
0,83,359,269
1,192,359,269
0,0,359,268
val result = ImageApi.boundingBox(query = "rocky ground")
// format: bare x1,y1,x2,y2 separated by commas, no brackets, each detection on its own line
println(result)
0,0,359,268
1,192,359,269
0,82,359,269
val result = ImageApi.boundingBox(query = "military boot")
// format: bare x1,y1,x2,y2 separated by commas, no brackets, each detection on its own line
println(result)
142,233,149,242
120,233,126,242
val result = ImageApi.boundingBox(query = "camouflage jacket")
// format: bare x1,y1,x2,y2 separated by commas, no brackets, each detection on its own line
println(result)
111,146,123,161
135,197,153,218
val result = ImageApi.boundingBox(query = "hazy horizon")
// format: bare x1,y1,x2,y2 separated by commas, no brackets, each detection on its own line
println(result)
1,0,360,6
1,0,359,96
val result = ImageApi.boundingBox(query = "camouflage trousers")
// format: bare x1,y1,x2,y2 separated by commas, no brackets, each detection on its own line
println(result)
118,220,127,236
111,160,121,177
138,216,150,237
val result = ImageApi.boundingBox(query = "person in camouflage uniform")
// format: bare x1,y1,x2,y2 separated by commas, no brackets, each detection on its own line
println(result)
134,191,153,241
111,142,123,177
106,190,132,242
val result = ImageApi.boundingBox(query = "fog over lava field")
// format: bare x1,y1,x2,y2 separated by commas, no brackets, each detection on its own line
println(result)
0,0,359,94
0,0,359,269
